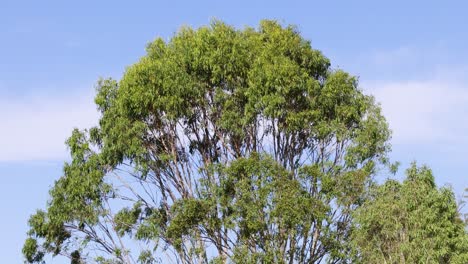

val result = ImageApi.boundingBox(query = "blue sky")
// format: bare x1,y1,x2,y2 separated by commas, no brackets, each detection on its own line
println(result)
1,0,468,262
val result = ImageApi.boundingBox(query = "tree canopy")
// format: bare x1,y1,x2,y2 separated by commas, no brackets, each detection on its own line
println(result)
351,164,468,263
22,20,466,264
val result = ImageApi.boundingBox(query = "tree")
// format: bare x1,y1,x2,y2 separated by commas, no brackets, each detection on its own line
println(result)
23,20,391,263
350,164,468,263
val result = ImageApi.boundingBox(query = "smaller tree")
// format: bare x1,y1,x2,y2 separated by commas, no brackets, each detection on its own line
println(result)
351,164,468,263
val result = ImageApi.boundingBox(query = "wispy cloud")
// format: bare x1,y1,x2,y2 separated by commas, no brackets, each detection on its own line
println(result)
0,90,99,162
356,44,468,149
352,44,452,82
370,46,415,66
365,78,468,145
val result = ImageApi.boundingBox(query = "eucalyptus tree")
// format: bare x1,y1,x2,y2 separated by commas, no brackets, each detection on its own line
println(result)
23,20,391,263
350,164,468,263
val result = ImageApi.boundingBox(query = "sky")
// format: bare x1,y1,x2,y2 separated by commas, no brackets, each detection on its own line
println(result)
1,0,468,262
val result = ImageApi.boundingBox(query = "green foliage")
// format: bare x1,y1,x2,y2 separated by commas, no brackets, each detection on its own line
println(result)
23,19,395,263
166,198,209,251
351,163,468,263
137,250,156,264
22,238,44,263
114,203,142,237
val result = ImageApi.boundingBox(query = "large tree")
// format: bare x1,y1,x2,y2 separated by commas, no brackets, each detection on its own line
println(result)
23,20,391,263
350,164,468,263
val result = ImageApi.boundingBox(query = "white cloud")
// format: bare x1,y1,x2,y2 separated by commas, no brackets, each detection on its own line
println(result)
364,77,468,145
0,91,99,162
363,76,468,197
356,44,468,147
